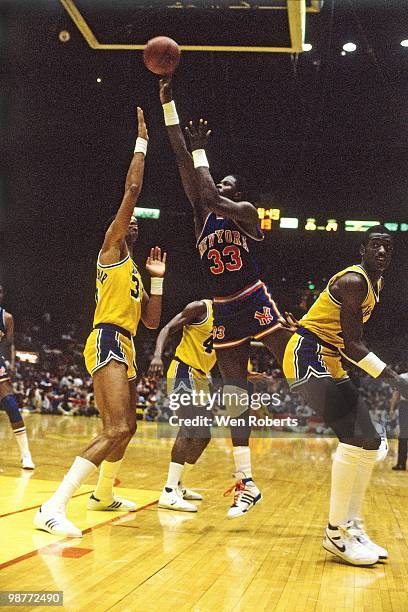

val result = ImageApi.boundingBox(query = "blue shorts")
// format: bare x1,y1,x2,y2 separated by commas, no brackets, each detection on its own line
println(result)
0,355,10,383
283,327,349,389
212,280,283,349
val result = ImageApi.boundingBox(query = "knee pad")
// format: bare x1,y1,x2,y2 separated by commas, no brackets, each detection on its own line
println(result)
0,394,22,424
223,385,249,418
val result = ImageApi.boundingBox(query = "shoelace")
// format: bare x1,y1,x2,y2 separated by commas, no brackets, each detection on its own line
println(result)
223,480,245,505
338,525,358,545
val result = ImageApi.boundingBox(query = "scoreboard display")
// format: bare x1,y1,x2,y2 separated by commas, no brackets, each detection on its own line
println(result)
257,208,408,233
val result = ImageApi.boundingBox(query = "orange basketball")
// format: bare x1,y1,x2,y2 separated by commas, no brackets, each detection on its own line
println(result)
143,36,181,76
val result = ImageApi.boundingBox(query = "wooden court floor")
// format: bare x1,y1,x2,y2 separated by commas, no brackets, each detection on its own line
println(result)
0,414,408,612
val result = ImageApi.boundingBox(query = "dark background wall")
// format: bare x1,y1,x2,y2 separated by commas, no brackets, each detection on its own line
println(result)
0,0,407,354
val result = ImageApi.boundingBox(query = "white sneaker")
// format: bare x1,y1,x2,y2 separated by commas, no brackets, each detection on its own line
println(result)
322,524,378,566
178,485,203,501
158,487,197,512
21,454,35,470
347,518,388,560
33,505,82,538
87,493,136,512
224,475,262,519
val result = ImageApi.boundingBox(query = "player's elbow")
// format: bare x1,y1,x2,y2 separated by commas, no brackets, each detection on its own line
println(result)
143,317,160,330
128,183,141,197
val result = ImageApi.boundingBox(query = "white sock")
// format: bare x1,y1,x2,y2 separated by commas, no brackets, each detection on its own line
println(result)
94,458,123,501
329,443,363,526
45,456,96,511
165,462,184,489
347,448,378,522
13,426,31,457
233,446,252,479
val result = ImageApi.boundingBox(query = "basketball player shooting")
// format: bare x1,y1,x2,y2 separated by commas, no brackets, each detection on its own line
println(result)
160,77,291,518
34,108,167,537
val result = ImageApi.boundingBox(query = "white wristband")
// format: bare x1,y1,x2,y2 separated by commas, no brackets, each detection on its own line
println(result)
134,137,148,156
357,352,387,378
150,277,163,296
162,101,179,126
192,149,209,169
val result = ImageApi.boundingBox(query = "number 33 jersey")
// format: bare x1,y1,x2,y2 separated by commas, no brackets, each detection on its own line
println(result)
196,212,262,298
93,251,144,337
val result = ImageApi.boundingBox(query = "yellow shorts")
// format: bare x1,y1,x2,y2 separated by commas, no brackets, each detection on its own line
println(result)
167,358,211,398
283,331,348,389
84,326,137,381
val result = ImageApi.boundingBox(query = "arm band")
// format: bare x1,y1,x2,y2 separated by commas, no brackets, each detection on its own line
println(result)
357,352,387,378
192,149,209,169
150,277,163,296
134,137,148,156
162,101,179,126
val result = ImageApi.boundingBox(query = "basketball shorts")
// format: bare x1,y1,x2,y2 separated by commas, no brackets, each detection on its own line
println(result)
0,355,10,383
212,280,283,349
84,323,137,381
167,358,211,398
283,327,349,389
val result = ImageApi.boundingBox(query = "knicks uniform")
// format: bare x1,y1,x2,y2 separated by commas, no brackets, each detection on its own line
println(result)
284,264,381,388
196,213,283,349
84,251,144,381
167,300,216,397
0,307,10,383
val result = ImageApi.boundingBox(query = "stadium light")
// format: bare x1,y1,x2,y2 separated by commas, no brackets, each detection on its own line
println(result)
343,42,357,52
401,40,408,47
303,43,313,52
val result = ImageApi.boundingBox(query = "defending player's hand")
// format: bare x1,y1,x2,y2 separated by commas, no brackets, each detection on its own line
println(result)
148,356,164,379
282,311,300,332
137,107,148,142
159,76,173,105
146,246,166,278
184,119,211,151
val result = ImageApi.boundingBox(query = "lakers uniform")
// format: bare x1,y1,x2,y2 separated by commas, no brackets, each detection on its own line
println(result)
284,264,381,388
196,212,283,349
0,307,10,383
167,300,216,397
84,251,144,381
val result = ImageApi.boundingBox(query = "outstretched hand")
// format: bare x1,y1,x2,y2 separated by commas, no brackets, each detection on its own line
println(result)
184,119,211,151
159,76,173,104
137,107,148,141
146,246,167,278
148,356,164,379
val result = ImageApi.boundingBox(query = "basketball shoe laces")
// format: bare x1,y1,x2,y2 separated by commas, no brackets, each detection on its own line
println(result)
223,479,246,506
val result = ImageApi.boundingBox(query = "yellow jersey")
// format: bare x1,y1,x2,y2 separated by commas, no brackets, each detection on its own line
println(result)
93,251,144,337
300,264,381,349
175,300,216,374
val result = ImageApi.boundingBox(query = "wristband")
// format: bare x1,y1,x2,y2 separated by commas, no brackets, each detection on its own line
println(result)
150,277,163,295
192,149,209,169
134,137,148,156
162,101,179,126
357,352,387,378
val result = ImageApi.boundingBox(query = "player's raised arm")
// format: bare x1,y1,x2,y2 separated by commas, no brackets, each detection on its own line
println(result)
148,301,208,377
160,78,210,237
101,107,148,262
141,247,167,330
185,119,261,237
336,273,408,397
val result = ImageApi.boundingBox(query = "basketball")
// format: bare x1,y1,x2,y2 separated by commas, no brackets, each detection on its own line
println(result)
143,36,181,76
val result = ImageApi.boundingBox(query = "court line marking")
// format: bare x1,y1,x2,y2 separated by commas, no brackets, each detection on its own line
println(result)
0,488,94,519
0,499,159,570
